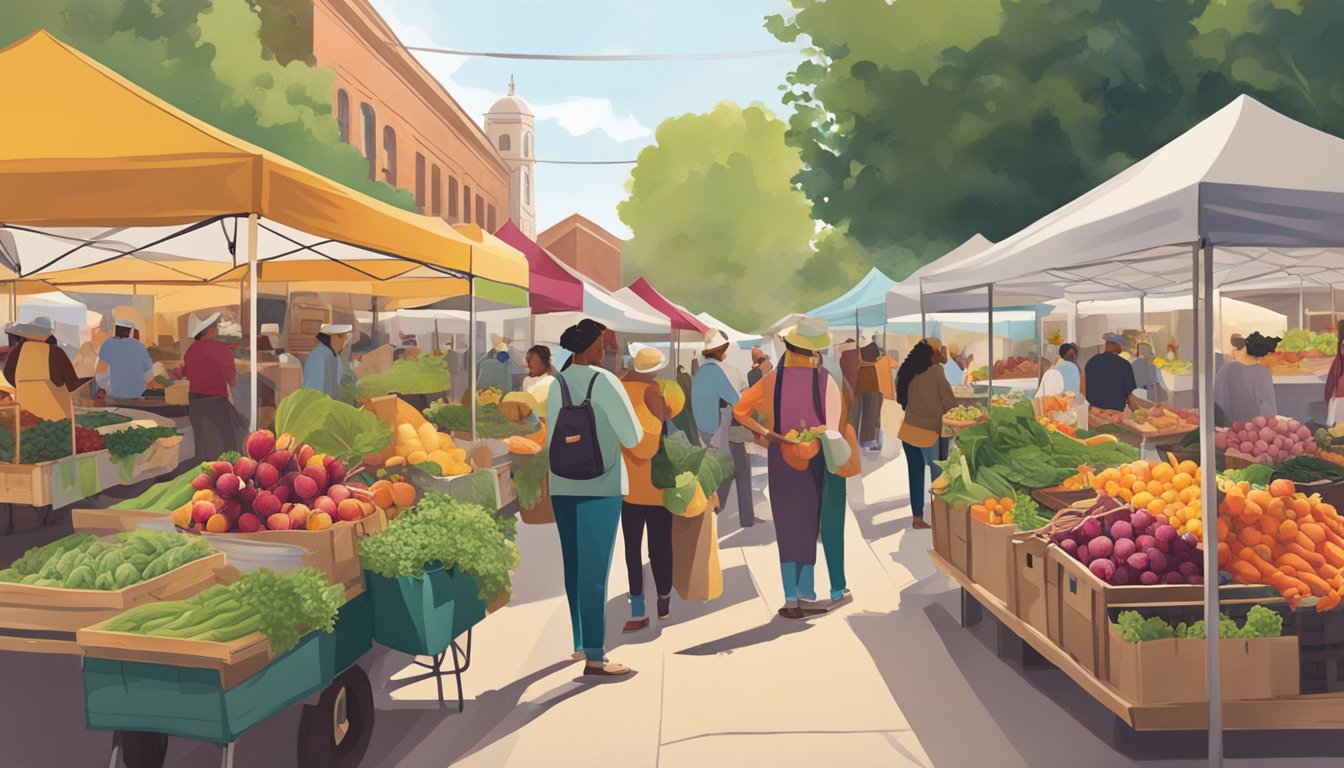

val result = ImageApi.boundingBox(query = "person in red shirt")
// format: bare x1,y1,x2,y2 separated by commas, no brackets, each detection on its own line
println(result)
180,312,238,463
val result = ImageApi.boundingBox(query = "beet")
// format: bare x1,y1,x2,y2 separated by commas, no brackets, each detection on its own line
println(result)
1154,525,1178,543
1089,558,1115,582
1162,571,1185,585
1178,561,1199,578
1087,536,1114,559
1130,510,1153,532
1113,538,1137,562
1111,565,1133,586
1136,534,1157,552
1147,549,1169,573
1081,518,1102,540
1059,538,1079,555
1077,546,1092,566
1109,520,1134,541
215,473,241,499
1186,574,1204,585
1126,551,1150,571
1139,571,1159,586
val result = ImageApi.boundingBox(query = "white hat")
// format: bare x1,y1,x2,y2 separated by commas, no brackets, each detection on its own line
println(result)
188,311,221,338
628,342,667,374
320,323,352,335
114,318,136,331
703,328,730,352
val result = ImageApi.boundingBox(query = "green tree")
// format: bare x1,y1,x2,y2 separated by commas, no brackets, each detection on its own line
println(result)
618,102,828,332
766,0,1344,276
1,0,415,211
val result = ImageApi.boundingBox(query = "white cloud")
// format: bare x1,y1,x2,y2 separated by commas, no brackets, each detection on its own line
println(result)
533,99,652,143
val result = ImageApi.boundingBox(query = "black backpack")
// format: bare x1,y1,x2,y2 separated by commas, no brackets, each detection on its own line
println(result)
550,372,606,480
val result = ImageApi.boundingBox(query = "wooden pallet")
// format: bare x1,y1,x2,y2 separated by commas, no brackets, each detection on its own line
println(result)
932,551,1344,731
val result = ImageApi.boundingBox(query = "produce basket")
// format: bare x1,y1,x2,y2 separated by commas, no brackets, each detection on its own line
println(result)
364,565,486,709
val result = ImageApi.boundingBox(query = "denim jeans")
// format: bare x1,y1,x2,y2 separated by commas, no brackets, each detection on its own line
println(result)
903,441,940,518
552,495,622,662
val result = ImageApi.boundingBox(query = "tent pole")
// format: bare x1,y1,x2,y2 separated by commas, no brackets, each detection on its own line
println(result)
1191,250,1200,399
1139,294,1146,332
1300,277,1306,330
1067,300,1078,346
371,297,378,349
469,278,477,441
986,284,994,410
1198,241,1222,768
919,279,927,339
247,214,258,434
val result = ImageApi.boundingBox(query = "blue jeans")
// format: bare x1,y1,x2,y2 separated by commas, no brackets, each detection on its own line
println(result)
552,495,622,662
903,441,941,518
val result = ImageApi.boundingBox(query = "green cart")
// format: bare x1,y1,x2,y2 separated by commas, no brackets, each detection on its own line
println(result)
83,592,375,768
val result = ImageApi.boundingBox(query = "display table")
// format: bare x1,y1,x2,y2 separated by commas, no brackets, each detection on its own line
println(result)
1273,374,1326,422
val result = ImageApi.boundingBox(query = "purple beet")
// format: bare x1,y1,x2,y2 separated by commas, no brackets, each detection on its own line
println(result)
1147,549,1169,573
1113,538,1137,562
1162,571,1185,585
1127,551,1150,571
1154,524,1178,543
1136,534,1157,552
1130,510,1154,532
1110,520,1134,541
1081,518,1102,540
1059,538,1078,555
1088,536,1114,559
1178,561,1199,578
1139,571,1159,586
1112,565,1133,585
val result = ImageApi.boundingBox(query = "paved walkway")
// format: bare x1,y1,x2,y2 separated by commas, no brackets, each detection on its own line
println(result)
5,445,1344,766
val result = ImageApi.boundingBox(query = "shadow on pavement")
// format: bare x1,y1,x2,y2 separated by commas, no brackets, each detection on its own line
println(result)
603,564,758,653
674,616,814,656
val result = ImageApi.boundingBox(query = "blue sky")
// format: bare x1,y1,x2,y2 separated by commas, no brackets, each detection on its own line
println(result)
371,0,799,238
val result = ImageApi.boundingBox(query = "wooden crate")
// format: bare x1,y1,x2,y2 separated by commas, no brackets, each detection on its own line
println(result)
0,551,224,636
1012,534,1052,638
0,461,53,506
1031,485,1098,513
968,517,1016,607
78,624,273,691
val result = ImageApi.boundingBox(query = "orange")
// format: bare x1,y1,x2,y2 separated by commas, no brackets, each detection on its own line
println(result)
1147,498,1166,516
1161,489,1179,505
1105,481,1121,497
1147,480,1165,496
1152,463,1175,483
1000,497,1015,511
1172,472,1193,490
1132,491,1155,509
1178,460,1199,476
1131,478,1148,494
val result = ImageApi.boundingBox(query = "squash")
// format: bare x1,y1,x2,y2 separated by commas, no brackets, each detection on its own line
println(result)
522,422,546,446
504,435,542,455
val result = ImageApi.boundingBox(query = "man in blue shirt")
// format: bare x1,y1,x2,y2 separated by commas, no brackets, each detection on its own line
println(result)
693,329,754,526
97,319,152,401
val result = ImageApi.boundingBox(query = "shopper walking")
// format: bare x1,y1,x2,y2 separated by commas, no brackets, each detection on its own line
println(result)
853,336,893,450
546,319,642,677
619,343,680,631
896,339,958,530
693,329,755,526
820,388,861,608
733,316,841,619
301,323,350,400
180,312,238,464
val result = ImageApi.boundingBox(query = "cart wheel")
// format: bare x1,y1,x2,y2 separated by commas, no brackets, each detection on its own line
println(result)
117,730,168,768
297,666,374,768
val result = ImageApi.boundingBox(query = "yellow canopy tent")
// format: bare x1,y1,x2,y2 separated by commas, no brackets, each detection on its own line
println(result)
0,30,529,432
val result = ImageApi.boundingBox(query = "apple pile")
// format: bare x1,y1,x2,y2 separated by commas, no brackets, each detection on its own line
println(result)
1214,416,1316,465
170,430,374,534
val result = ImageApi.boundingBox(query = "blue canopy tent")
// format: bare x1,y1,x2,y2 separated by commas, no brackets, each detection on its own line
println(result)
806,267,898,330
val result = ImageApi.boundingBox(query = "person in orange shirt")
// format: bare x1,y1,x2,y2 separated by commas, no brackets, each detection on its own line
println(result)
619,342,682,631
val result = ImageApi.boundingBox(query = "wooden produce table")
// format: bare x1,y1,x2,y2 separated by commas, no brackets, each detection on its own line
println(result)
931,551,1344,731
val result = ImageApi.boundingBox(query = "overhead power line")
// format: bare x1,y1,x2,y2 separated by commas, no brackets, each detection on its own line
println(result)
404,46,799,62
536,159,636,165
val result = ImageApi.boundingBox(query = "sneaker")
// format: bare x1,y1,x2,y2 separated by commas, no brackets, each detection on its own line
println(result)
830,590,854,608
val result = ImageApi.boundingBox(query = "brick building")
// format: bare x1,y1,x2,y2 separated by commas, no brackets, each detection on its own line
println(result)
309,0,535,235
538,214,624,292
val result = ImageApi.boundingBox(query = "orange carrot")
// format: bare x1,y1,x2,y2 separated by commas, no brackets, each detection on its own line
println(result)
1324,542,1344,569
1238,527,1262,547
1231,560,1262,583
1255,543,1275,562
1279,551,1317,574
1279,519,1300,543
1299,571,1333,597
1302,522,1329,546
1259,515,1281,539
1217,542,1232,569
1298,531,1319,552
1287,542,1327,570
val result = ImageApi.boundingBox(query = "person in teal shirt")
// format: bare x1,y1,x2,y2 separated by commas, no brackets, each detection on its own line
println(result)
302,323,350,399
546,318,642,678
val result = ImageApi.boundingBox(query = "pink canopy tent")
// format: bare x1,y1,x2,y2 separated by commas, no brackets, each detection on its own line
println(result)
494,220,583,314
628,277,708,333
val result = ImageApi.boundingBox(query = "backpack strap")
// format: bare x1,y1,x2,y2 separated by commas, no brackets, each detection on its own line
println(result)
772,364,785,432
812,367,825,424
557,373,575,408
583,371,601,405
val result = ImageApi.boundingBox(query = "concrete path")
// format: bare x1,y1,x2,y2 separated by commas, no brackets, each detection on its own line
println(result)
4,444,1344,766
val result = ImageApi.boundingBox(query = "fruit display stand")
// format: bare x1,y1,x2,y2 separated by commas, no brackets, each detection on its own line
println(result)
363,565,488,711
79,582,376,768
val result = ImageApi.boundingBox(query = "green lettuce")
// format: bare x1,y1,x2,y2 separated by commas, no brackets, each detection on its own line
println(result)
356,355,452,398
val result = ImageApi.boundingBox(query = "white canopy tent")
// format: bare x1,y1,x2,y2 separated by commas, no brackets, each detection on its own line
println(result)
915,95,1344,763
531,256,668,341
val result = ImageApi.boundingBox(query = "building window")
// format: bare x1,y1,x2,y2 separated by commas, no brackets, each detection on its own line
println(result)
414,153,426,210
431,165,442,216
523,132,531,158
360,103,376,180
337,90,350,143
498,134,511,152
524,168,531,205
476,195,485,228
487,205,496,233
448,177,459,219
382,126,397,186
463,185,472,223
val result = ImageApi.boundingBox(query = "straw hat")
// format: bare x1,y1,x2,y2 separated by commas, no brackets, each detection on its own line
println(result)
188,311,221,338
628,342,667,374
8,323,50,341
320,323,352,335
784,316,832,352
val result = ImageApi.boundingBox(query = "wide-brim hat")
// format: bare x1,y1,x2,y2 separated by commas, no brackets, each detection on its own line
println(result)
320,323,352,335
114,319,137,331
784,316,831,352
702,329,730,352
628,342,667,374
188,311,221,338
9,323,51,341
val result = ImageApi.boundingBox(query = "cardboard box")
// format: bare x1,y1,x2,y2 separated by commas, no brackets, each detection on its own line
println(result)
969,517,1016,607
164,380,189,406
931,497,952,563
1012,534,1051,637
1107,627,1299,704
946,499,971,576
1049,544,1109,677
211,509,387,589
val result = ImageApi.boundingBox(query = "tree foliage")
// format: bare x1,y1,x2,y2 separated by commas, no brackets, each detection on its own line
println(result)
618,102,826,331
767,0,1344,277
1,0,415,211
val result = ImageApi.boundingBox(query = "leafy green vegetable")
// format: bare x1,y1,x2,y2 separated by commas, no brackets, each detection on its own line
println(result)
273,389,335,446
663,433,733,496
272,391,393,466
102,426,178,458
75,411,132,429
359,492,519,603
356,355,452,398
1221,463,1275,488
0,530,209,590
1272,455,1344,485
1115,606,1283,643
513,450,549,510
423,402,533,439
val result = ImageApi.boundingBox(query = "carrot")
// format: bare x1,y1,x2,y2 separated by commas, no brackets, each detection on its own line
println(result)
1239,547,1279,579
1324,542,1344,569
1225,493,1246,515
1231,560,1262,584
1278,551,1317,574
1238,527,1262,547
1217,542,1232,568
1301,522,1329,546
1263,571,1302,605
1279,519,1300,543
1255,543,1275,563
1299,571,1333,597
1259,515,1281,539
1287,542,1328,570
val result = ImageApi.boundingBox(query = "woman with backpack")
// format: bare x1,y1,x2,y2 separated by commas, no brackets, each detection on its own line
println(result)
546,319,643,677
733,317,842,619
896,338,958,530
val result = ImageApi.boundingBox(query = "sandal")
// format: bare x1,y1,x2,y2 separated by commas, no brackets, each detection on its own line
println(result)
623,617,649,632
912,518,932,530
583,661,632,676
